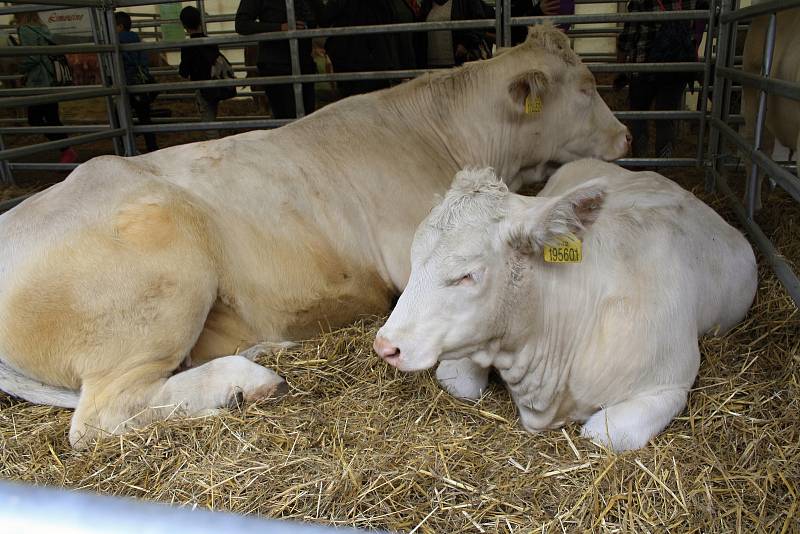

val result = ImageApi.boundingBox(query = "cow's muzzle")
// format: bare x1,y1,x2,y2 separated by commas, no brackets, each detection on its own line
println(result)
373,335,401,366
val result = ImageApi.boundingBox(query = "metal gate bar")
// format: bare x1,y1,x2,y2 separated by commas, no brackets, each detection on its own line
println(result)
0,0,796,305
708,0,800,307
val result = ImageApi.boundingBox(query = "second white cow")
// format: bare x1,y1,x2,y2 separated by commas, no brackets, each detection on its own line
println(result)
741,8,800,177
374,159,757,451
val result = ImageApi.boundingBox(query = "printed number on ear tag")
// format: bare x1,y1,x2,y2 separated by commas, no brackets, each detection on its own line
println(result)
525,95,543,114
543,235,582,263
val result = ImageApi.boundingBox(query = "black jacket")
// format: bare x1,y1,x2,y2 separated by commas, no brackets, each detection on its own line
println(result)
234,0,320,73
417,0,494,67
321,0,418,72
179,33,220,81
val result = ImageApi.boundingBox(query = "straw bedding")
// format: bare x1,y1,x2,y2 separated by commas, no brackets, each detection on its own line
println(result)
0,168,798,533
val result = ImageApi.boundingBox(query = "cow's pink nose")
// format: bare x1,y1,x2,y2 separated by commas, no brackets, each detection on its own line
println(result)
374,335,400,360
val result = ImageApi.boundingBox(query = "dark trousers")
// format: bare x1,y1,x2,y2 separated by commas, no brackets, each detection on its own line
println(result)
258,65,315,119
129,96,158,152
628,75,686,158
27,103,67,143
263,83,316,119
337,79,391,98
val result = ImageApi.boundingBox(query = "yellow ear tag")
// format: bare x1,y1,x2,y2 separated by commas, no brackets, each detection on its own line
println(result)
543,235,582,263
525,95,543,114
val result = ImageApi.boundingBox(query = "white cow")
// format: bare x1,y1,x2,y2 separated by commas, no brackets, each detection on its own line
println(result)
0,25,630,449
374,160,757,451
741,8,800,178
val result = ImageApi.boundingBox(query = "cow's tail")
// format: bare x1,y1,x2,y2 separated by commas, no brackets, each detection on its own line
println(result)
0,358,79,409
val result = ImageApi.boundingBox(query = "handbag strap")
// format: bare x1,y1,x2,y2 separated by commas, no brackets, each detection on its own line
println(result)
28,26,57,46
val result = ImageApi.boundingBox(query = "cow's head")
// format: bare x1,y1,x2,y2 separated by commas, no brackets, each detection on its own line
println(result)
435,24,629,181
374,167,606,371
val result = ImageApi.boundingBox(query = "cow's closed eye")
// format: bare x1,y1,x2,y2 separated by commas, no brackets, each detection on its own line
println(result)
450,270,483,286
457,273,475,285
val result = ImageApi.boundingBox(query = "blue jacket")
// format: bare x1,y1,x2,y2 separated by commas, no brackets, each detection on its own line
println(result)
118,30,150,84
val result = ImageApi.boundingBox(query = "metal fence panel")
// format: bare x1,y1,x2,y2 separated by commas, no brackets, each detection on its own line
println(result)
707,0,800,307
0,0,795,301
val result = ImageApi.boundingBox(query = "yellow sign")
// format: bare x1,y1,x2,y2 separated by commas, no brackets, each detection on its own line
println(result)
525,95,543,114
543,235,582,263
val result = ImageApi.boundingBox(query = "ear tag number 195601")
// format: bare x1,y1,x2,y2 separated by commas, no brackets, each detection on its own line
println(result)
543,235,582,263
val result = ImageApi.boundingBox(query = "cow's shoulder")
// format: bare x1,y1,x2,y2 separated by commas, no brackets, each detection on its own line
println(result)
540,159,632,196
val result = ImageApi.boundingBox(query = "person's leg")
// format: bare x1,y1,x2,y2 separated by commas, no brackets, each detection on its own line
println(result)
196,93,220,139
41,103,67,142
263,83,294,119
302,81,316,116
137,98,158,152
627,75,657,157
340,79,389,98
31,103,76,162
654,81,686,158
27,104,46,127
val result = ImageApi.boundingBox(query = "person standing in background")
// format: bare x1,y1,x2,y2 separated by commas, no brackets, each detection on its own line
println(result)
616,0,704,158
115,11,159,153
320,0,418,97
235,0,321,119
510,0,575,45
418,0,494,69
179,6,223,139
14,12,78,164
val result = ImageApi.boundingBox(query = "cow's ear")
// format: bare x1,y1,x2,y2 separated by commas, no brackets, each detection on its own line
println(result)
507,70,550,112
503,179,607,254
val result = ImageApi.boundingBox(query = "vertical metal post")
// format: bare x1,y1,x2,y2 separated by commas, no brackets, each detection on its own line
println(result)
285,0,305,119
695,0,717,166
705,0,734,191
91,7,123,156
0,134,14,186
745,12,777,219
105,7,137,155
502,0,512,47
494,0,502,50
198,0,207,34
720,9,739,134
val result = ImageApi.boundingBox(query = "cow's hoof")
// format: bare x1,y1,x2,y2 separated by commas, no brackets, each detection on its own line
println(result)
238,341,297,361
435,359,490,400
226,389,245,409
244,379,289,402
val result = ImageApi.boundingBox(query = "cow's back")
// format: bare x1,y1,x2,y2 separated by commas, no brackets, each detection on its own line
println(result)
545,161,757,335
0,156,160,285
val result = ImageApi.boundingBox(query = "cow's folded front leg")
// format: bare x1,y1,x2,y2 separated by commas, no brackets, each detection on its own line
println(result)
151,355,287,414
69,356,286,449
579,388,689,452
237,341,297,361
435,358,490,401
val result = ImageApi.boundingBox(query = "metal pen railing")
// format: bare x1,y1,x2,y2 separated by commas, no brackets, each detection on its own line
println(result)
706,0,800,306
0,1,714,175
2,0,795,306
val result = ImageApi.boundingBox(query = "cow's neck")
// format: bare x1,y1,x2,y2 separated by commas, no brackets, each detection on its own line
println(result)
495,264,605,428
386,76,522,180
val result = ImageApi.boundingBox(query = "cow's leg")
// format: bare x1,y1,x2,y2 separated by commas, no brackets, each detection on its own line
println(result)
188,298,297,367
70,355,286,449
580,388,688,452
237,341,297,361
436,359,490,400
